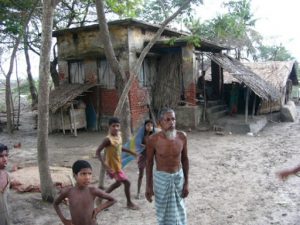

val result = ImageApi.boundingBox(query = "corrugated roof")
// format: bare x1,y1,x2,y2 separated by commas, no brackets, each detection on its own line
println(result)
49,83,97,113
206,53,281,101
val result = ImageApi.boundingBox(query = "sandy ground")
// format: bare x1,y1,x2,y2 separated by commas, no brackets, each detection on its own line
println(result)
1,103,300,225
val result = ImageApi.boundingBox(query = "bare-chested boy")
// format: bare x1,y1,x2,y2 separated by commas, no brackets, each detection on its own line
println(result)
54,160,116,225
146,108,189,225
96,117,139,210
0,143,10,225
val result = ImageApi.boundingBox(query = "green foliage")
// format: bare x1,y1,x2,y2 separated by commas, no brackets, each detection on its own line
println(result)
164,37,177,46
106,0,143,18
138,0,203,24
0,0,38,36
184,35,201,47
186,0,255,42
256,44,295,61
12,79,39,96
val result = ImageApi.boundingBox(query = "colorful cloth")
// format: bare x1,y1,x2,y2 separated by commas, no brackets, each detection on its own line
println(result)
0,171,11,225
105,133,122,173
107,170,128,181
154,169,187,225
122,126,145,168
122,126,159,168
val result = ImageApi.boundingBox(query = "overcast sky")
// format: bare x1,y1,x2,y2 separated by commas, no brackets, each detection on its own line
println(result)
197,0,300,60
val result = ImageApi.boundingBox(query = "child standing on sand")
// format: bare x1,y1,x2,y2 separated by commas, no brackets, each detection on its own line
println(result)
54,160,116,225
96,117,139,210
136,119,155,199
0,143,10,225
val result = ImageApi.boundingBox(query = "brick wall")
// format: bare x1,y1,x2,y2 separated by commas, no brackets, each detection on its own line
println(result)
128,78,150,129
99,88,119,114
185,82,196,106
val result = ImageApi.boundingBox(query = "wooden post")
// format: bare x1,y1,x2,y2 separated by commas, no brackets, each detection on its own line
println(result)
61,108,65,135
252,95,256,118
71,103,77,137
96,86,100,131
69,105,73,134
245,87,249,123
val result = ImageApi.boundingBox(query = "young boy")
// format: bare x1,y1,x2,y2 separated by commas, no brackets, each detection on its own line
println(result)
136,119,155,199
0,143,10,225
96,117,139,210
54,160,116,225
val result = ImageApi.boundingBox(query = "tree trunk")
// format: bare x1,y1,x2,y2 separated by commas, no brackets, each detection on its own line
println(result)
95,0,131,141
95,0,192,187
5,0,39,133
37,0,59,202
50,56,60,88
24,30,38,109
5,29,23,133
114,0,192,116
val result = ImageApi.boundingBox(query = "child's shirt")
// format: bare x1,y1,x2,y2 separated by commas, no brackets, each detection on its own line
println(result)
105,133,122,173
0,171,10,225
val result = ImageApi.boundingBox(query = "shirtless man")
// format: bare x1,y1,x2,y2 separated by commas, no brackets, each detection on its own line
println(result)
145,108,189,225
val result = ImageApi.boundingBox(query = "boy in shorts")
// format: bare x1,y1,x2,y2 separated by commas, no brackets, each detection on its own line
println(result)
96,117,139,210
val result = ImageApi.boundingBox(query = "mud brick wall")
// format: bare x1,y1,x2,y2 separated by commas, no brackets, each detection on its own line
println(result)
129,78,150,130
99,89,119,115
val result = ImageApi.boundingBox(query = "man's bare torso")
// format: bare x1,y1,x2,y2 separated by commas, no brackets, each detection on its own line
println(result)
151,131,186,173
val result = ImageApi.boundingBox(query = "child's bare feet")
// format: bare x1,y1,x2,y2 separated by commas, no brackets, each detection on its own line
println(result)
127,202,139,210
135,193,140,199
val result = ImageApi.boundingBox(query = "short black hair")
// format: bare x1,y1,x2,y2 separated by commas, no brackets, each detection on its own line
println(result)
144,119,153,126
108,117,120,125
72,160,92,175
0,143,8,153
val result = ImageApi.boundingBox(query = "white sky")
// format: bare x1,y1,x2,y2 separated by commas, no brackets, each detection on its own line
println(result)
197,0,300,60
2,0,300,80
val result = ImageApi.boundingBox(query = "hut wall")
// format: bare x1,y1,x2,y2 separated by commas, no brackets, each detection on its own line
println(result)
211,60,223,99
182,44,196,106
49,108,87,133
54,23,201,130
56,26,128,60
257,100,281,114
127,27,156,129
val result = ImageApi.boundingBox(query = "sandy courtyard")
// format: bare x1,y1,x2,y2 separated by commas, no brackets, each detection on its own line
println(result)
1,107,300,225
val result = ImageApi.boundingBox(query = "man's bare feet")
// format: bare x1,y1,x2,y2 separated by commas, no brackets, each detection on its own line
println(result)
127,202,139,210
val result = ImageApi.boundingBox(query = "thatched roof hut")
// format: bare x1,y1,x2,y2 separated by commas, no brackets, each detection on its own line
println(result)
243,61,298,93
49,83,97,113
221,60,298,90
206,53,281,101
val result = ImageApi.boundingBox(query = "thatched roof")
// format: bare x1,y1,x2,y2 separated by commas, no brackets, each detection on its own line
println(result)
243,61,298,90
206,53,281,101
49,83,97,113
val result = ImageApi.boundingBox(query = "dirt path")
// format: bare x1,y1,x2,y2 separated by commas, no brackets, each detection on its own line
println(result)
1,107,300,225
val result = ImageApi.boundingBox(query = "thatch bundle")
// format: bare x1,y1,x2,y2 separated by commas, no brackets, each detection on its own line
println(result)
151,53,182,112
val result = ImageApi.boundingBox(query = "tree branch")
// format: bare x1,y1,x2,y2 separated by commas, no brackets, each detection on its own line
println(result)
114,0,192,116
